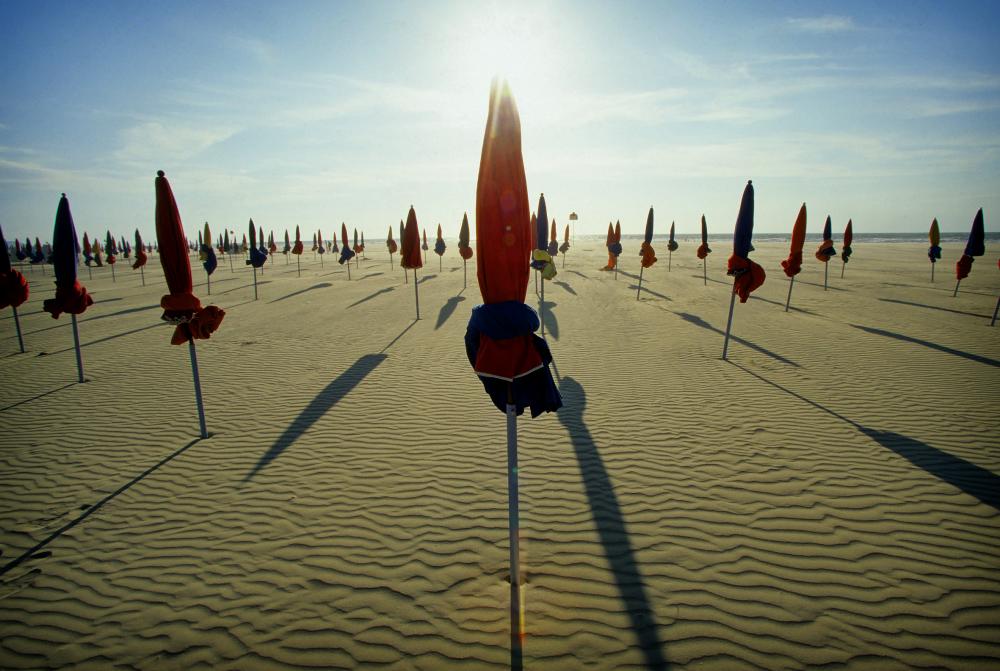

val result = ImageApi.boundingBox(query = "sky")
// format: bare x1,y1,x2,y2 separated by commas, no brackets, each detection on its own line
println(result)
1,0,999,243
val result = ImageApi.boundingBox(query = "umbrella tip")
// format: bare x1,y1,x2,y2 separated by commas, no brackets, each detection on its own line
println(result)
747,179,752,185
61,192,66,198
156,170,165,177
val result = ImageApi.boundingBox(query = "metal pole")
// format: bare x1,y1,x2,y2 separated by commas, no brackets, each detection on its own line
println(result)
840,261,846,279
140,266,145,286
721,287,737,360
110,263,115,282
703,258,706,285
824,262,829,291
12,306,25,353
668,250,671,272
636,266,644,300
931,262,935,283
540,278,545,338
785,277,795,312
463,259,467,290
253,267,258,300
71,314,84,382
297,255,301,278
206,271,210,295
506,392,523,669
991,296,999,326
347,260,351,281
953,280,960,297
188,339,208,439
414,267,420,319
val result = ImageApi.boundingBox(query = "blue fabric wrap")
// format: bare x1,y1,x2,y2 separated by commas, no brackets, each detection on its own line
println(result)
203,247,218,274
434,240,446,255
464,301,563,418
339,247,356,264
965,211,985,257
530,257,547,270
247,246,268,267
547,240,559,256
928,245,942,262
609,242,623,256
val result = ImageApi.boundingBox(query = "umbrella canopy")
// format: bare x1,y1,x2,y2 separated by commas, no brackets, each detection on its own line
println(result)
82,232,94,266
258,226,265,253
14,238,25,261
198,223,214,274
816,216,836,261
122,236,131,259
317,229,325,255
434,224,447,256
42,194,93,318
154,171,224,345
105,231,117,264
339,223,356,264
133,229,150,270
223,229,230,254
268,231,277,254
400,207,422,268
841,219,854,263
458,212,473,260
781,203,807,277
292,226,304,254
311,232,318,252
283,230,291,254
559,223,570,254
386,226,398,254
465,80,560,416
640,207,657,268
726,181,765,302
92,238,104,266
928,219,942,263
531,195,556,278
0,223,30,309
547,219,559,257
696,215,711,259
360,232,365,251
399,220,405,250
353,228,362,254
612,221,622,254
956,208,985,280
247,219,268,267
30,237,44,264
668,221,678,251
422,229,429,251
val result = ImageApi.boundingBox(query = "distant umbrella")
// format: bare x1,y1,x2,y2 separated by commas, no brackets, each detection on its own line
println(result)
611,221,622,280
223,229,234,272
531,194,556,335
667,221,677,271
696,215,711,284
122,236,130,259
339,222,356,277
421,228,429,267
558,223,570,268
283,229,291,258
14,238,26,262
386,226,398,270
400,206,422,317
603,221,615,271
268,231,277,259
464,83,561,665
81,232,94,279
92,238,104,267
246,220,267,299
316,228,325,267
134,228,150,286
781,203,807,311
155,171,225,438
722,180,765,360
292,225,304,277
636,207,657,300
458,212,473,288
547,219,558,257
434,223,447,272
360,232,366,256
840,219,853,278
42,194,93,381
928,219,942,281
105,230,117,282
954,208,985,297
815,215,836,290
0,223,30,352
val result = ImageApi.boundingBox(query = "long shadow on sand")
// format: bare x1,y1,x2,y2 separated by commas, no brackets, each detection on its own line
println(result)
538,300,559,340
731,362,1000,511
674,311,799,367
244,353,387,481
13,304,160,339
0,436,206,578
268,282,332,304
877,297,991,320
556,377,668,670
567,270,592,281
851,324,999,368
630,284,672,302
435,291,466,330
0,382,78,412
349,287,396,309
41,322,167,356
1,297,124,321
552,280,577,296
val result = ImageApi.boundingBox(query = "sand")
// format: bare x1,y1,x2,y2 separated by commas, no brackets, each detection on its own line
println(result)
1,239,998,670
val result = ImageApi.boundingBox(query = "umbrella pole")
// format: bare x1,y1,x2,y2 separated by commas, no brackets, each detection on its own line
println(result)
668,250,671,272
252,267,258,300
931,262,935,283
841,261,846,279
229,254,234,272
439,256,442,273
390,253,393,271
953,280,961,297
721,285,737,360
188,339,209,439
71,314,84,383
824,263,829,291
12,306,25,353
111,263,116,282
206,271,210,295
297,255,301,278
413,267,420,319
534,269,538,295
505,386,523,668
614,261,618,281
702,258,706,285
463,259,467,290
785,276,795,312
562,253,565,269
140,266,145,286
990,296,1000,326
636,266,644,300
540,278,545,338
347,261,351,281
320,254,324,268
87,265,92,280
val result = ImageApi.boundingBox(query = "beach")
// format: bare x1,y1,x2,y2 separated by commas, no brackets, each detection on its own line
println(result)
1,239,998,670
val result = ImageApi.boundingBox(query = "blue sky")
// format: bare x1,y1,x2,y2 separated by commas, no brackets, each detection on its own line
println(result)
1,0,998,242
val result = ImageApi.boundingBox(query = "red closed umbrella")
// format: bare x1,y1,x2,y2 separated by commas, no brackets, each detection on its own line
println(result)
386,226,398,270
0,223,30,352
697,214,711,284
458,212,473,288
155,171,225,437
781,203,807,311
401,207,422,316
840,219,854,278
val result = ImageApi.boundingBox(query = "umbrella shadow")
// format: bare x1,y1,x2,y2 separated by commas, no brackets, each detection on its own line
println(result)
43,322,167,356
883,281,995,298
749,293,815,315
0,436,205,579
194,275,239,289
435,291,466,330
793,278,848,292
2,297,124,320
14,304,160,339
348,286,395,309
689,274,726,286
243,353,387,482
216,279,272,296
567,270,592,281
268,282,332,304
556,377,669,670
850,324,1000,368
417,273,437,284
363,272,384,279
0,382,77,412
552,280,577,296
629,284,672,302
730,362,1000,511
673,311,799,367
616,269,641,281
877,298,991,320
539,299,559,340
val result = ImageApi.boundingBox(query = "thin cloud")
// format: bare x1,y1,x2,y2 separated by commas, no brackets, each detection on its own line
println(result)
786,15,856,33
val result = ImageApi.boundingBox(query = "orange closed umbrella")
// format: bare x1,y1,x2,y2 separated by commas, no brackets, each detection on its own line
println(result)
781,203,807,311
840,219,853,278
401,207,422,316
559,223,570,268
458,212,473,288
386,226,397,270
0,223,30,352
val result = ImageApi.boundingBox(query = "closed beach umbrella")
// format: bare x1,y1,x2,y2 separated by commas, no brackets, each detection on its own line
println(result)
283,229,290,255
697,215,711,284
723,180,765,359
0,223,30,352
316,229,325,268
155,171,224,437
421,228,429,267
531,194,556,335
636,206,657,300
611,221,622,279
292,225,303,277
338,222,356,275
386,226,398,270
458,212,473,288
547,219,559,257
434,223,447,272
840,219,853,278
928,219,942,281
247,220,267,268
781,203,807,311
82,232,94,273
105,230,118,282
558,223,570,268
816,215,836,290
92,237,104,266
464,83,562,663
667,221,678,271
43,194,93,381
14,238,26,261
401,206,422,316
954,208,985,296
134,228,150,286
603,221,615,270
